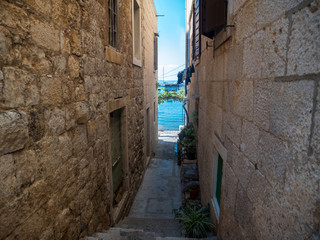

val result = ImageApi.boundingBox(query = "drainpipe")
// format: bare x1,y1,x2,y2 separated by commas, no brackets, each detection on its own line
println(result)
183,98,189,126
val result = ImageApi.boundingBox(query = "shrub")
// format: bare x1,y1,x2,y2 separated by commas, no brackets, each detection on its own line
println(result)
175,204,214,238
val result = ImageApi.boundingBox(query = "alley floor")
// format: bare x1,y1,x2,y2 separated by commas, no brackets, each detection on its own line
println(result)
116,131,182,237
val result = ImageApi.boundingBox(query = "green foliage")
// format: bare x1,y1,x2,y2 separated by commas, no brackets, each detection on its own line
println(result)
179,123,197,159
158,88,184,104
156,81,160,90
175,204,214,238
192,110,198,125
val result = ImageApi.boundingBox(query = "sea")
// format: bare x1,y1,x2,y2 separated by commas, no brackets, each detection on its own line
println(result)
158,81,186,131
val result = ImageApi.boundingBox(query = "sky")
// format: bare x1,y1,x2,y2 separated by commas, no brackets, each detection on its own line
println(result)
153,0,186,82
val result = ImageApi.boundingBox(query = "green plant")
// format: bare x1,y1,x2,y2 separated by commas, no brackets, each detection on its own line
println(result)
158,88,184,104
175,204,214,238
192,110,198,125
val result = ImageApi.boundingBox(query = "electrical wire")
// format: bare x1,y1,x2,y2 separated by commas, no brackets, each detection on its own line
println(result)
159,64,185,78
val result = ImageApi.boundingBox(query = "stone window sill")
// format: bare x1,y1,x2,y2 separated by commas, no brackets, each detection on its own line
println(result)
214,26,234,50
133,56,142,67
106,46,123,65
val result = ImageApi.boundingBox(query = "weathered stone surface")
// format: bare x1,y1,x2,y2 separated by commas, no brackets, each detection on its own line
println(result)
186,0,320,239
287,1,320,75
0,0,157,239
261,17,288,78
75,101,93,124
0,111,28,156
30,19,60,52
40,75,63,105
2,67,39,108
46,107,66,135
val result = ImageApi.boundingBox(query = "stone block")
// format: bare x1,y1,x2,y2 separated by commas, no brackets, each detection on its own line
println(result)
257,131,289,194
24,0,51,17
287,2,320,75
233,80,253,121
234,0,259,41
261,17,288,78
39,134,72,175
240,119,259,163
0,2,30,34
253,80,272,131
221,162,238,218
231,151,252,188
69,29,82,56
54,208,72,240
224,111,242,147
226,44,244,80
52,56,67,75
21,44,52,74
62,79,76,103
45,107,66,135
0,26,13,66
52,0,68,28
68,55,80,79
75,101,93,124
30,19,60,52
234,183,253,239
2,67,39,108
40,76,62,106
243,30,263,79
72,125,88,157
0,110,28,156
269,80,314,146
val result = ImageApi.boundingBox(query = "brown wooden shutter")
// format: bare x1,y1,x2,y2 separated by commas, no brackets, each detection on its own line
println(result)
201,0,227,38
193,0,201,60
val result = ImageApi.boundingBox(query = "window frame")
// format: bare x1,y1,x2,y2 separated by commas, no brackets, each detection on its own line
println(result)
108,0,119,49
132,0,142,67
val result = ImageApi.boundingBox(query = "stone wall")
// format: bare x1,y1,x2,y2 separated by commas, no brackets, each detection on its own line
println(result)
141,0,158,165
0,0,157,239
186,0,320,239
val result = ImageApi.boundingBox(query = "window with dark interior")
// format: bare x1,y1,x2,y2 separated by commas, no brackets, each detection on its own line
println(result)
108,0,118,48
201,0,227,38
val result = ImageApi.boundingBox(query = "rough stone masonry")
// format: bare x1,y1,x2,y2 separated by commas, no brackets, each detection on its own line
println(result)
0,0,157,239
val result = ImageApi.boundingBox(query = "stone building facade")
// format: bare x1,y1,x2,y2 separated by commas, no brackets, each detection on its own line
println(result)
0,0,157,239
185,0,319,239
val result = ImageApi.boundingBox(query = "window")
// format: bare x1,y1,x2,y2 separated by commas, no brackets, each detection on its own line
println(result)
192,0,201,61
201,0,227,38
154,34,158,70
213,152,223,216
108,0,118,48
132,0,142,66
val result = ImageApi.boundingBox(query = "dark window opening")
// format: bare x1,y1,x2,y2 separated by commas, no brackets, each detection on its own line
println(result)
201,0,227,39
111,108,123,205
108,0,118,48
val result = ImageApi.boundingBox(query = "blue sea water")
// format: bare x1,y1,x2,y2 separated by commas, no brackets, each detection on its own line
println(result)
158,82,185,130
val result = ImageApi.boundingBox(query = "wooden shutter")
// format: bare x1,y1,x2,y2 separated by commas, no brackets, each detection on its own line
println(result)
201,0,227,38
193,0,201,60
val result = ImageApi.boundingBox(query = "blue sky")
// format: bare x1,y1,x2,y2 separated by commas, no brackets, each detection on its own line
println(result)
153,0,185,82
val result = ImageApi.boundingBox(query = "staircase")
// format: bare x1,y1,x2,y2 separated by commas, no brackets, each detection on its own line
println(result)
83,132,217,240
83,227,218,240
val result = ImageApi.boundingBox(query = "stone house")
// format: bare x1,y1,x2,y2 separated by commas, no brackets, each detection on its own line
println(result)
185,0,319,239
0,0,158,239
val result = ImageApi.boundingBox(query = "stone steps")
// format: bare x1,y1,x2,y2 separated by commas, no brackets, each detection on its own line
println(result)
82,227,218,240
116,217,182,237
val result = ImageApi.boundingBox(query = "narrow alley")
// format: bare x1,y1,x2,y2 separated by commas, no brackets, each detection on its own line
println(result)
84,131,217,239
